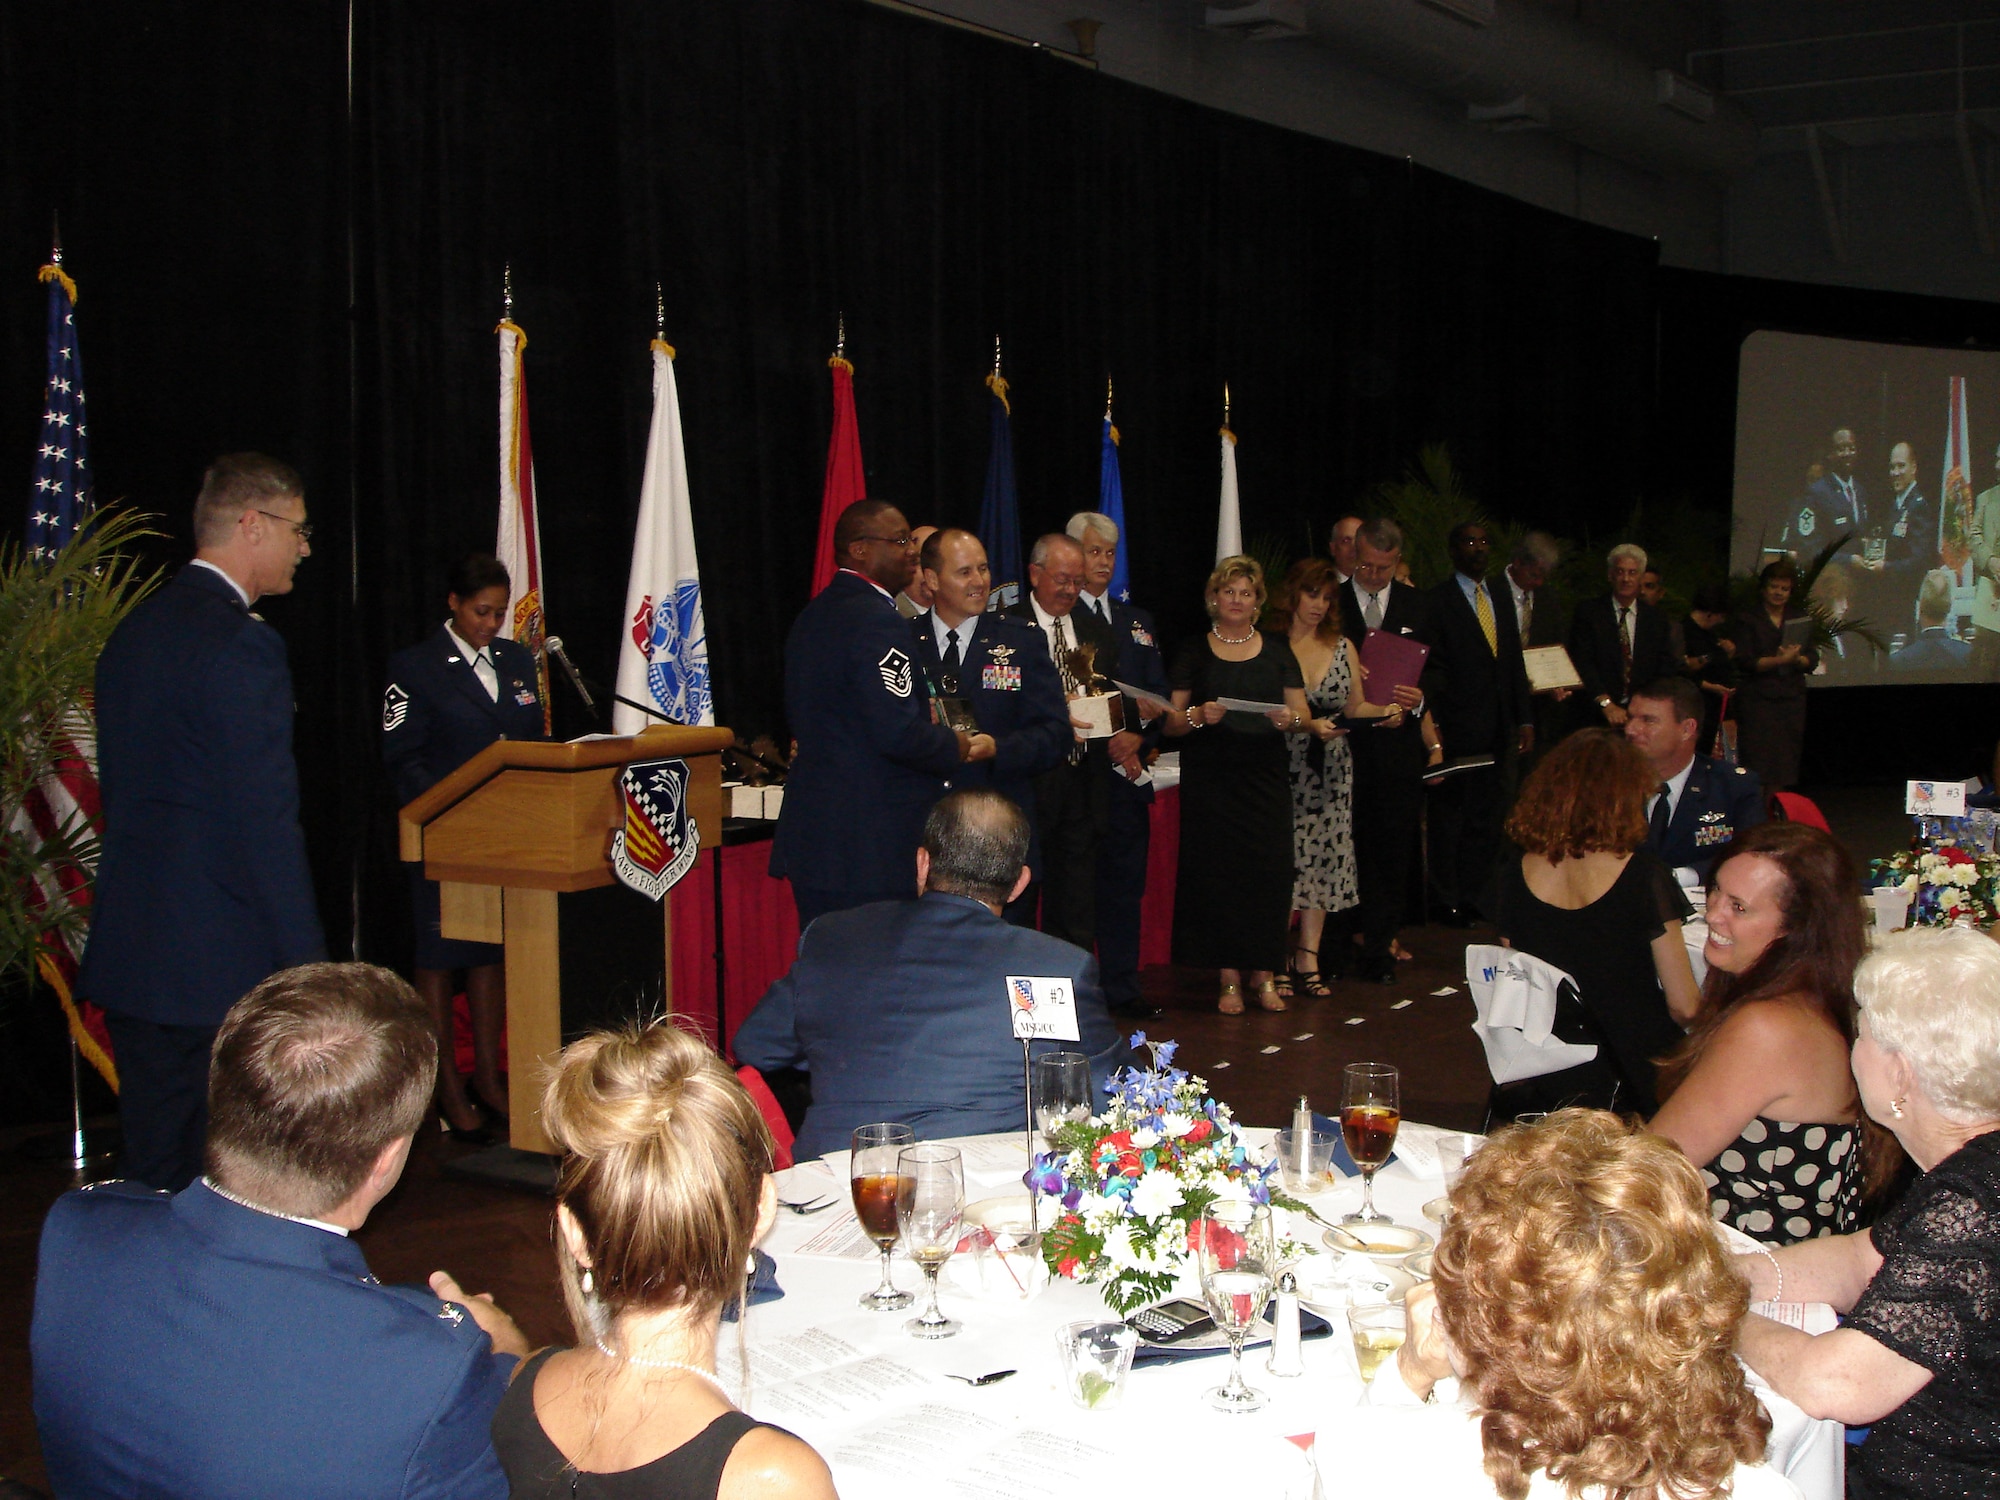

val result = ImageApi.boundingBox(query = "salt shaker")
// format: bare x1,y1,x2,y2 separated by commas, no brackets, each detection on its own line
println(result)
1267,1269,1304,1377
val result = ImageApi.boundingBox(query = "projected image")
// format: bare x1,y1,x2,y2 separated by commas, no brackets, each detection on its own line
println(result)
1734,330,1995,685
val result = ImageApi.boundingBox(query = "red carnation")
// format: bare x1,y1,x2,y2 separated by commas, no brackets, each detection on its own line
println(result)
1182,1119,1214,1144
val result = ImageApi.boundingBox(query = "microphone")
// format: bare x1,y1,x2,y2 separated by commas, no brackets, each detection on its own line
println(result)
543,635,600,719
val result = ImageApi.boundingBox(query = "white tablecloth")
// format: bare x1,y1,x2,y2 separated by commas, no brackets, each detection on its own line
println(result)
744,1129,1840,1500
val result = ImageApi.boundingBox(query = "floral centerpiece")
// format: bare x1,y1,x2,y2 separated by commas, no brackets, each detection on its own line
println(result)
1869,839,2000,928
1028,1033,1289,1315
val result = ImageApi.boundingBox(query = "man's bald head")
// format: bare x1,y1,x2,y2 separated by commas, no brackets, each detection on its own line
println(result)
920,789,1030,907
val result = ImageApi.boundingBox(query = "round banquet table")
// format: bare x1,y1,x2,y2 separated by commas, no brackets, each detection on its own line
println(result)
738,1127,1842,1500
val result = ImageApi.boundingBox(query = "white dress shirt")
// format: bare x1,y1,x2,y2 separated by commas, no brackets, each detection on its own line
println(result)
444,622,499,702
1646,757,1700,888
188,558,252,609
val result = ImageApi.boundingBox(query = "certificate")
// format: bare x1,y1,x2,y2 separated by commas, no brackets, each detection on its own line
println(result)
1359,628,1430,705
1521,645,1583,692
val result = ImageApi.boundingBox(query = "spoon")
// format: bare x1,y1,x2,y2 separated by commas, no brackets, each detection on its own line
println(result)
943,1369,1017,1387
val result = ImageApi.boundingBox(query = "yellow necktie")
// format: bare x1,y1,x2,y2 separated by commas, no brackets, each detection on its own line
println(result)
1474,584,1498,654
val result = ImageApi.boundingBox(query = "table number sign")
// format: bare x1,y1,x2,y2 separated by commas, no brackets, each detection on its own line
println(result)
1007,976,1080,1042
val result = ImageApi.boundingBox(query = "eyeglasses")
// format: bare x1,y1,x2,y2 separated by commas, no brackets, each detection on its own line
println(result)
856,533,915,549
255,509,314,543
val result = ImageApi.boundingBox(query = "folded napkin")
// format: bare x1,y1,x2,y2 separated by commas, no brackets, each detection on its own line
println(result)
1465,943,1599,1085
721,1248,783,1322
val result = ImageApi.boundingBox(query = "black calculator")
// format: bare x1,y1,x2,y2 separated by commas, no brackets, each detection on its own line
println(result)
1127,1298,1216,1343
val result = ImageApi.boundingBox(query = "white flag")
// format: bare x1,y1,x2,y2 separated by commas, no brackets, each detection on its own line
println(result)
613,339,713,731
1216,423,1242,561
495,319,550,727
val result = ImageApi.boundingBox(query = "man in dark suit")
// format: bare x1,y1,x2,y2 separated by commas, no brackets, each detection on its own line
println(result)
1567,543,1673,730
733,789,1124,1159
1338,518,1430,983
1780,426,1870,556
1889,570,1975,676
911,529,1070,864
1502,530,1568,766
1423,522,1533,924
1858,440,1939,638
1624,677,1765,889
1070,511,1173,1020
33,962,529,1500
79,453,328,1191
1006,533,1118,951
772,500,995,931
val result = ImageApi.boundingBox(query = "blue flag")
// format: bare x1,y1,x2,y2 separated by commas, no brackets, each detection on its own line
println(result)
979,372,1022,610
27,263,92,558
1099,415,1130,603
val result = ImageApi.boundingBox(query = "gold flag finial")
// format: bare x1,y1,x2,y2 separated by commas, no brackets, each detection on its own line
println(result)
836,311,845,360
1224,382,1231,425
655,282,665,339
993,335,1003,378
503,263,514,322
1105,375,1114,420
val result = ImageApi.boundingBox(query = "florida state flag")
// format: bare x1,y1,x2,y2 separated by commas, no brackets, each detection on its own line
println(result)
496,317,551,730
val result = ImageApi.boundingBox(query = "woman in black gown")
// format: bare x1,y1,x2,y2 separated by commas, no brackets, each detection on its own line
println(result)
1732,559,1818,790
1161,556,1312,1014
1491,729,1702,1118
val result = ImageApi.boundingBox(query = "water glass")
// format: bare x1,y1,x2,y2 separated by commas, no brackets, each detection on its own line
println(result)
1031,1052,1092,1143
1195,1200,1274,1413
1054,1320,1139,1410
1347,1301,1405,1382
1272,1128,1337,1195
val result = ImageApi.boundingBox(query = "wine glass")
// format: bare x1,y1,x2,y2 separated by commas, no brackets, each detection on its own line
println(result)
1340,1062,1401,1225
897,1144,965,1339
1194,1200,1274,1413
850,1122,915,1311
1031,1051,1091,1144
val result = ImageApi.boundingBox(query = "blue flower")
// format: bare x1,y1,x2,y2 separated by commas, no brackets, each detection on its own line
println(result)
1128,1030,1148,1050
1024,1154,1067,1195
1062,1186,1084,1211
1155,1040,1178,1068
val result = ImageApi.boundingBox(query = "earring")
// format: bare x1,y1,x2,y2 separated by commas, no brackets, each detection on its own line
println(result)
1890,1098,1906,1120
581,1267,595,1296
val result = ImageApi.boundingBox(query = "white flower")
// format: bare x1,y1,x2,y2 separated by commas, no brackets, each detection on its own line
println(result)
1953,864,1979,887
1161,1111,1195,1138
1209,1176,1253,1206
1102,1222,1141,1270
1128,1168,1186,1220
1902,875,1921,894
1130,1127,1160,1149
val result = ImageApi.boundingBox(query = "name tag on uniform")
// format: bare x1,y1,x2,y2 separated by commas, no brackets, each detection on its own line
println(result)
1008,976,1080,1041
982,663,1021,691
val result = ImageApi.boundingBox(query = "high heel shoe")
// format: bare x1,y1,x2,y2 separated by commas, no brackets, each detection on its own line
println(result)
438,1103,498,1147
1255,978,1288,1013
1292,948,1333,999
1217,982,1245,1015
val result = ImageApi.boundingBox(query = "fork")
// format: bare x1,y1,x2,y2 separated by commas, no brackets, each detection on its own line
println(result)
777,1195,836,1215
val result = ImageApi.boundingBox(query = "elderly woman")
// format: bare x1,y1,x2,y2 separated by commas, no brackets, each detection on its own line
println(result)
1651,822,1900,1243
1265,558,1398,996
1320,1110,1803,1499
1734,926,2000,1500
1161,555,1312,1014
1492,730,1702,1117
1733,559,1818,790
491,1022,835,1499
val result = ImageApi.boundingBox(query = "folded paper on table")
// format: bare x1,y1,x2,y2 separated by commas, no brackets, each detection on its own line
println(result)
1359,629,1430,705
1464,943,1598,1085
1521,645,1582,693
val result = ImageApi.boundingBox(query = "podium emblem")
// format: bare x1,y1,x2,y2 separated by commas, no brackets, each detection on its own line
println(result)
610,757,701,901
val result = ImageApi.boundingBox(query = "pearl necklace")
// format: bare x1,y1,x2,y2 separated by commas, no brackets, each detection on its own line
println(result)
1211,624,1256,645
593,1338,735,1403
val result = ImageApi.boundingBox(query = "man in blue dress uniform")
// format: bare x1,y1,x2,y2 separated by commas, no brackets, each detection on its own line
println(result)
1625,677,1766,890
1069,511,1172,1018
1780,426,1870,555
80,453,327,1190
734,790,1124,1158
33,962,529,1500
772,500,994,930
910,529,1070,871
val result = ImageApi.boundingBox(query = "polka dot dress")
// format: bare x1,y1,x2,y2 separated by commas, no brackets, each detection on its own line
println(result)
1703,1117,1863,1245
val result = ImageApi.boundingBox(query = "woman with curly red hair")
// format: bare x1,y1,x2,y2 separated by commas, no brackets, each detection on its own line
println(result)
1491,729,1702,1118
1317,1110,1804,1500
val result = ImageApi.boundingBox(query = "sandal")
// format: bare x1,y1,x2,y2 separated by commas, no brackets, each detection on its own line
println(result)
1392,940,1415,963
1292,949,1333,999
1218,982,1245,1015
1271,969,1297,1001
1255,979,1288,1013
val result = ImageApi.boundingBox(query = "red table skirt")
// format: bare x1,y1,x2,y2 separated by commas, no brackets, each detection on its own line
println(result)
669,787,1181,1052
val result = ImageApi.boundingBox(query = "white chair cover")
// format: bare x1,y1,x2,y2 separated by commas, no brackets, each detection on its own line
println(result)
1464,943,1599,1086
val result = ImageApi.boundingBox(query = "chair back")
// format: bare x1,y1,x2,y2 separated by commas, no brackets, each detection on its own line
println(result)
734,1065,796,1171
1771,791,1831,831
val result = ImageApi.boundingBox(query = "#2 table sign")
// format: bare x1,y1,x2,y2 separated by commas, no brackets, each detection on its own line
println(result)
1007,976,1081,1042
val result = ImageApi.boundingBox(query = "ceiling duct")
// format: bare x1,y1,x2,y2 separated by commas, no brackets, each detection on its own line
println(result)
1298,0,1757,179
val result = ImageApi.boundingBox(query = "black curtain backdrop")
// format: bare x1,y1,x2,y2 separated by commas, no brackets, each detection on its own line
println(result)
0,0,1980,986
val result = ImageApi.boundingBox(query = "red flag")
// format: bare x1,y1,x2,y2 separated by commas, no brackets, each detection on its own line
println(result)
811,354,866,594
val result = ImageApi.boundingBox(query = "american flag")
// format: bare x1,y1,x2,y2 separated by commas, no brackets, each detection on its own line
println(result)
12,254,115,1088
28,259,92,557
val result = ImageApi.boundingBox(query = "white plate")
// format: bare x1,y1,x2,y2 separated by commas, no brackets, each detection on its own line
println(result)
1321,1223,1433,1261
1297,1263,1417,1316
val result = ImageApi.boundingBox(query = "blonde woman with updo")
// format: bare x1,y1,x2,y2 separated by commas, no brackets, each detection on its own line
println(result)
1316,1110,1805,1499
490,1023,834,1500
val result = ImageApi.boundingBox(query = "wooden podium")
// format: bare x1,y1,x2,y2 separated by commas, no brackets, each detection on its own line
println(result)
398,725,733,1158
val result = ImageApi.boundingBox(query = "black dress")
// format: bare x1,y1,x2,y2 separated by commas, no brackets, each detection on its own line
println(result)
1731,607,1816,790
493,1347,790,1499
1491,850,1691,1118
1845,1130,2000,1500
1170,632,1304,972
1679,616,1737,758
